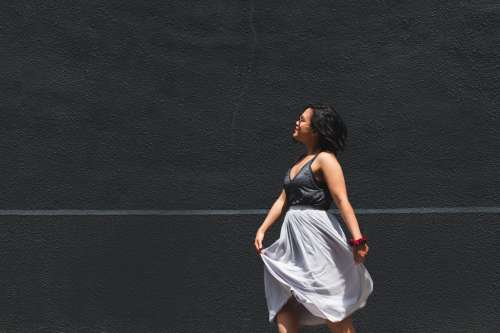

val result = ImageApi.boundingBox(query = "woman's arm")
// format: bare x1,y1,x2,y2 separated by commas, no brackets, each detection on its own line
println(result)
257,189,287,234
319,153,363,240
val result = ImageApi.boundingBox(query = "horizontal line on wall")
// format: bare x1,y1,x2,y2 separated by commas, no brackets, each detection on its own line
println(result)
0,207,498,216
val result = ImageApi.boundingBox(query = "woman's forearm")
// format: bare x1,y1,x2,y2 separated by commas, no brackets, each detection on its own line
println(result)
335,199,363,240
258,197,287,233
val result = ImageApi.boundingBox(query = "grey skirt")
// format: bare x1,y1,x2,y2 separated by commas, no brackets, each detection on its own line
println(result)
259,205,374,326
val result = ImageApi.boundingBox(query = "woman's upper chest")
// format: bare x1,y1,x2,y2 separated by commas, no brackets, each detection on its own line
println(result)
286,155,325,185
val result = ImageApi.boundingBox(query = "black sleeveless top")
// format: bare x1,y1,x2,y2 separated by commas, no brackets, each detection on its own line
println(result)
283,153,333,210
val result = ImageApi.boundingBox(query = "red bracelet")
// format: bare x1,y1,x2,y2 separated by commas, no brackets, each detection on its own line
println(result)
348,235,368,247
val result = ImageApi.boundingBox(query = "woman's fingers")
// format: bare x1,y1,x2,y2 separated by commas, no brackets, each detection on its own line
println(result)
254,231,265,254
353,247,368,264
254,238,262,254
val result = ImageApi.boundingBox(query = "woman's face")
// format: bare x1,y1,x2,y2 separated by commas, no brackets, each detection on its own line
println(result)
292,107,315,141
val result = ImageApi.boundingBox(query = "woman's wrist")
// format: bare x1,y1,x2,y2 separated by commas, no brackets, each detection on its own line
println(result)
348,235,368,247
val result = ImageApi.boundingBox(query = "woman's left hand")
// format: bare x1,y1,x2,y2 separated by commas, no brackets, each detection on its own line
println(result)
353,243,369,264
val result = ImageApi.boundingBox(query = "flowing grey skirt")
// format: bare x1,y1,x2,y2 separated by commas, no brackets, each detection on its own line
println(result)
259,205,373,326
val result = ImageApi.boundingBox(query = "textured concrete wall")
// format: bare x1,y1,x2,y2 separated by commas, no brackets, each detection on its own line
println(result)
0,0,499,332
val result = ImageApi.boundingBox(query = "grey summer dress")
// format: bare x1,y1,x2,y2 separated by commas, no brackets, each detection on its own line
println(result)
259,153,374,326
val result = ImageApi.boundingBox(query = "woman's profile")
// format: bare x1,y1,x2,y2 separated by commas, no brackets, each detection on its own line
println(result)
254,103,373,332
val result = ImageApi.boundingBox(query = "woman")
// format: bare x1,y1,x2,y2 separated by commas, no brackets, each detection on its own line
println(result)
254,103,373,333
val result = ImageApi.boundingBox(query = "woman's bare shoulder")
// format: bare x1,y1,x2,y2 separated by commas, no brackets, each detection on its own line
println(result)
316,151,343,174
317,151,340,164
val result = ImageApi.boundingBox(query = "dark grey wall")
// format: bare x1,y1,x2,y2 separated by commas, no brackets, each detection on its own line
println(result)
1,213,499,332
1,0,499,332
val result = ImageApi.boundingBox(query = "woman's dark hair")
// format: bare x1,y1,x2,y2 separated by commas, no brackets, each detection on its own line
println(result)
306,103,348,156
